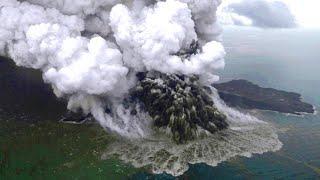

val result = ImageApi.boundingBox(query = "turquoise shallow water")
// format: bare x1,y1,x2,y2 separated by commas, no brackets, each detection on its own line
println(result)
133,27,320,179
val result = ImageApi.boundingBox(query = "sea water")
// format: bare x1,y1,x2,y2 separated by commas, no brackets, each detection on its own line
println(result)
1,27,320,179
133,27,320,179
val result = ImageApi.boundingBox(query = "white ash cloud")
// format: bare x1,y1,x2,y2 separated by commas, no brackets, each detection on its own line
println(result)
0,0,225,137
219,0,297,28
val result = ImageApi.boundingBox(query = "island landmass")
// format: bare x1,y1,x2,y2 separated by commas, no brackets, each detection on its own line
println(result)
214,79,315,115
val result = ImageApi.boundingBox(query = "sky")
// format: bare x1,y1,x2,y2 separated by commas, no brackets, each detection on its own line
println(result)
282,0,320,28
219,0,320,28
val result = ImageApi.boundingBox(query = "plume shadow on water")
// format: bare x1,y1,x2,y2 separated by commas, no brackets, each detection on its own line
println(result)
0,56,67,122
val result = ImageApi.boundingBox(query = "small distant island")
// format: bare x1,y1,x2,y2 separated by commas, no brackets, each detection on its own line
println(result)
214,79,315,115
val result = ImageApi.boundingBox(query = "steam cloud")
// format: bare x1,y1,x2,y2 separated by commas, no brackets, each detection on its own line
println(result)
0,1,283,175
0,0,225,137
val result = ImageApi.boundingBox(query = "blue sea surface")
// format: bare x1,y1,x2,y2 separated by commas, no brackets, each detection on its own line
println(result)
133,27,320,179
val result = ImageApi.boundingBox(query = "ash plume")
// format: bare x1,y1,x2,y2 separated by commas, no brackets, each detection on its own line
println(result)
0,0,225,137
0,1,284,175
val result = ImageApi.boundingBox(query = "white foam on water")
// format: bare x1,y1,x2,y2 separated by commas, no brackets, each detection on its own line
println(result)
102,89,282,176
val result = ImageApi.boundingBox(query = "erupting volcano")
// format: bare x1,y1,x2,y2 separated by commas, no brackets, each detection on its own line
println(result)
0,0,283,176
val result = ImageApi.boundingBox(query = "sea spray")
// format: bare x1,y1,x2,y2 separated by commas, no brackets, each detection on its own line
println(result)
102,87,282,176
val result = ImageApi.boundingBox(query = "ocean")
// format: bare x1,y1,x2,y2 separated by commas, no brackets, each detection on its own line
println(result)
133,27,320,179
1,27,320,179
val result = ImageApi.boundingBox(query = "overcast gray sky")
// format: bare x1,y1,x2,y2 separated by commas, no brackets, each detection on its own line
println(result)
219,0,320,28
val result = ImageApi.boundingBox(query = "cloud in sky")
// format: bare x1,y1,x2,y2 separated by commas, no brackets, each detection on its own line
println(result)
219,0,297,28
281,0,320,28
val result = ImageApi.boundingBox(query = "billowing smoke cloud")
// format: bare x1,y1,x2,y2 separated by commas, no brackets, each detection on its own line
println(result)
219,0,297,28
0,0,225,137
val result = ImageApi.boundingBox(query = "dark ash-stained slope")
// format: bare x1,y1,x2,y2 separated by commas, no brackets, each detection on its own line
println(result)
132,72,228,144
